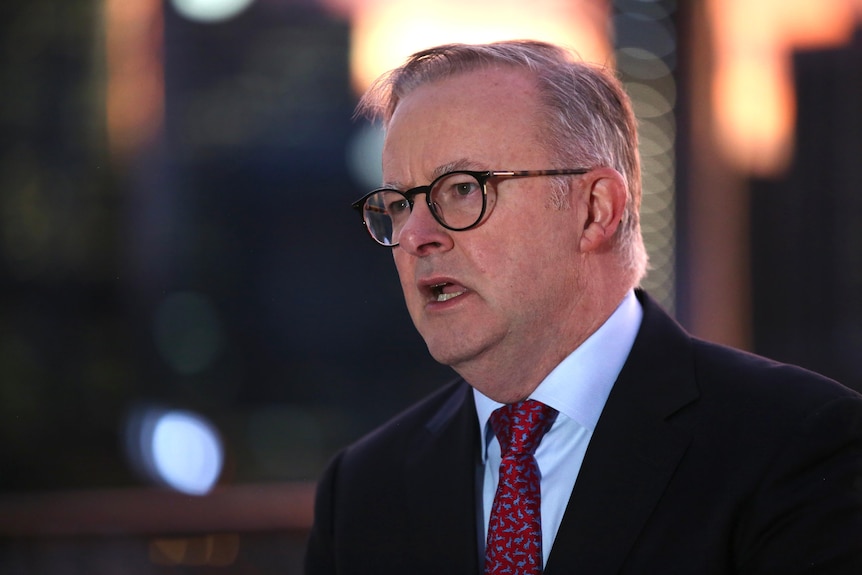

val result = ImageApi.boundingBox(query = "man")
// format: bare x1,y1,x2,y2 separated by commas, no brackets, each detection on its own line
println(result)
305,40,862,574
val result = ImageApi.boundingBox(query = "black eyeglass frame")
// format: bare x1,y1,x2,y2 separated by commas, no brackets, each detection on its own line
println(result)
351,168,591,246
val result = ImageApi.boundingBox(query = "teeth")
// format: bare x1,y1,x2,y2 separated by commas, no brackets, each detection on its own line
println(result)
429,282,466,302
436,289,466,302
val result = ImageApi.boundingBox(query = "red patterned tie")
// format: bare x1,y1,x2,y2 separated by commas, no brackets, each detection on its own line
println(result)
485,400,558,575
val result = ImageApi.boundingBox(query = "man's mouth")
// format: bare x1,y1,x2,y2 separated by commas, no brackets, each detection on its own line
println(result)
431,282,467,302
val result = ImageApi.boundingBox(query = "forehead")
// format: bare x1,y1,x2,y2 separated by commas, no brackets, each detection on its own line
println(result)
381,67,548,183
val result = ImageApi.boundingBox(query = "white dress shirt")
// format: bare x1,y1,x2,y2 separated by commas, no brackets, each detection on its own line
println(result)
473,289,643,566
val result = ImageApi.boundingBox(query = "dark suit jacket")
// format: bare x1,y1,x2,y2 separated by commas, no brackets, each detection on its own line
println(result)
305,291,862,574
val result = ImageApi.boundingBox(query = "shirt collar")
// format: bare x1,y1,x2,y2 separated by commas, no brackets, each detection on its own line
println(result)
474,289,643,460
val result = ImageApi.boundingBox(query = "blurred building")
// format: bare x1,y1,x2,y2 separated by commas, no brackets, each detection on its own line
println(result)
750,28,862,390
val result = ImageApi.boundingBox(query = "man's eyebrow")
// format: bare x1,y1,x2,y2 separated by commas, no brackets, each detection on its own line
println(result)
431,159,479,179
382,159,482,190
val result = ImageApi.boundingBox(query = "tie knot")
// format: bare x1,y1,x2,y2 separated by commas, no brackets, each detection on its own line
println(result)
490,399,558,457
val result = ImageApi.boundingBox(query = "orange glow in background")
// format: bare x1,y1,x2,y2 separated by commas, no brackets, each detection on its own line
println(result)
104,0,862,176
319,0,612,94
104,0,163,161
709,0,862,175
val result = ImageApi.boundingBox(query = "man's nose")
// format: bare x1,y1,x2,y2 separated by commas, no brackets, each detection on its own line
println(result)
396,197,455,256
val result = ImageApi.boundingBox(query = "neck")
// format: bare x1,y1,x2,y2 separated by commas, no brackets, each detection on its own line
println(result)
456,275,631,404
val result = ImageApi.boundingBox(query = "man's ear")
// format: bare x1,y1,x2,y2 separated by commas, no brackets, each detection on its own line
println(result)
579,167,627,253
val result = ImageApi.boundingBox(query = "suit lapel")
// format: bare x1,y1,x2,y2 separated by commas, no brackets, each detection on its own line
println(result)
405,381,483,574
545,292,700,575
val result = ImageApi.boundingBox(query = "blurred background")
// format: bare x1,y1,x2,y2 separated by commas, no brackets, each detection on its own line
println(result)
0,0,860,572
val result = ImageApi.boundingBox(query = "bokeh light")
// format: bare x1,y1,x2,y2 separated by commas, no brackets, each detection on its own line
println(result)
346,122,385,190
708,0,862,175
614,0,678,311
126,406,224,496
170,0,256,23
104,0,164,160
324,0,612,94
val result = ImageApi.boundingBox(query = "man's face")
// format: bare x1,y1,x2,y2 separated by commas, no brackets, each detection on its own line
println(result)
381,67,591,399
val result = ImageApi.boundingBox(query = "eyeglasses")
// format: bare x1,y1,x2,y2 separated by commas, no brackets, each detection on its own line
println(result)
351,169,590,246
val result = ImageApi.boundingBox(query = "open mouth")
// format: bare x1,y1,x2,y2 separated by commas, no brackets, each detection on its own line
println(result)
430,282,467,302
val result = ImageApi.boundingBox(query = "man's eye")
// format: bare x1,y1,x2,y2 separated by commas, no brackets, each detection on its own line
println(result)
440,180,479,199
454,182,477,196
388,198,410,214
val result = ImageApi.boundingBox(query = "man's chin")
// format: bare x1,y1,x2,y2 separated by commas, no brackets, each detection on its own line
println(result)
424,336,494,375
424,341,474,370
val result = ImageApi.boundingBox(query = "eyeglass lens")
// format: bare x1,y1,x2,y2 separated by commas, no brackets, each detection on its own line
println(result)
362,172,486,245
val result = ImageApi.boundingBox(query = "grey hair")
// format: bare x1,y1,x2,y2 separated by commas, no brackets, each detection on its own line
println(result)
357,40,648,283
